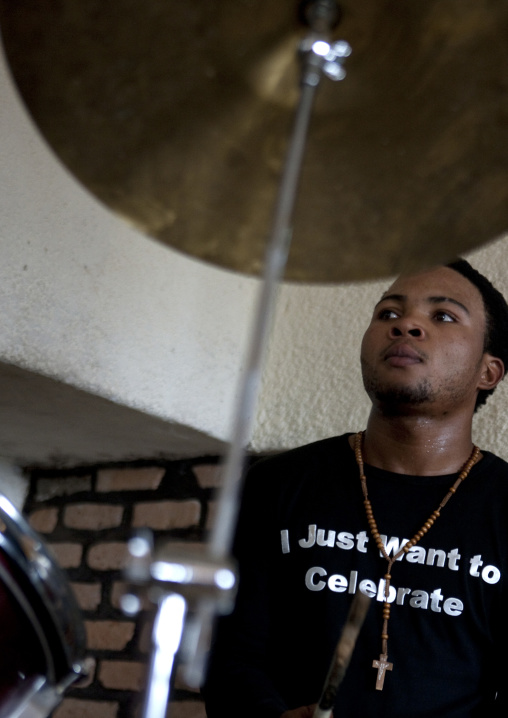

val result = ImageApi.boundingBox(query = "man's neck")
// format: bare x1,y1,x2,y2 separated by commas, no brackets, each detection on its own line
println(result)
359,410,476,476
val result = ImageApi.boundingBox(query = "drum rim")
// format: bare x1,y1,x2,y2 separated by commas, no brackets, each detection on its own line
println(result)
0,558,56,682
0,494,86,684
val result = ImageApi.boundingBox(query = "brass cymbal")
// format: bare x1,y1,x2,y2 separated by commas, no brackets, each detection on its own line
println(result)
1,0,508,281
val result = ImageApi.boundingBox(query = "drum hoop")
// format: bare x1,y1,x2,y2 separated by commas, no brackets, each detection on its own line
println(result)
0,675,67,718
0,560,56,683
0,495,86,682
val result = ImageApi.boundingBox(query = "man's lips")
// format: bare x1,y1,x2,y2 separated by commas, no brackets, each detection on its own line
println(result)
383,344,423,367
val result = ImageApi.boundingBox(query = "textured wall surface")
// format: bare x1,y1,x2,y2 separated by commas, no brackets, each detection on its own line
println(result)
0,458,27,508
0,47,255,464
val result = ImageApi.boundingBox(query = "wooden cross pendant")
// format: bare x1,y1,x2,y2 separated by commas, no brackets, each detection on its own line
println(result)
373,653,393,690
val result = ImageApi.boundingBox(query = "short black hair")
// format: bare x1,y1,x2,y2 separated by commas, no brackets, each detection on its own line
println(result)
447,258,508,411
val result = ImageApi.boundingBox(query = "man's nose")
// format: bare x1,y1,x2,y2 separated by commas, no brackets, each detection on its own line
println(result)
389,318,424,339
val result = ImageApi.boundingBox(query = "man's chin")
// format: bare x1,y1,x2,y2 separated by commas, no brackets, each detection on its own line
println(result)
365,380,433,409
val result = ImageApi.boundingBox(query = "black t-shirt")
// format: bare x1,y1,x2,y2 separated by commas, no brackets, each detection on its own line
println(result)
204,435,508,717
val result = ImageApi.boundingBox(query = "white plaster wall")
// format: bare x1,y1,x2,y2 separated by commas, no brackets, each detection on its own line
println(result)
0,45,258,463
468,241,508,459
0,459,27,509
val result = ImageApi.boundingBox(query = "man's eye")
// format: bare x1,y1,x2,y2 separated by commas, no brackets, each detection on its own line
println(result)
434,311,454,322
378,309,399,320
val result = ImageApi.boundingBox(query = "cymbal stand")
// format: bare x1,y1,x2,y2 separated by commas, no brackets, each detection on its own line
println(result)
122,3,351,716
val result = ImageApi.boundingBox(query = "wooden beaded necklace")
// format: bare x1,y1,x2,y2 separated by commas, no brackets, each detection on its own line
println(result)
353,430,480,691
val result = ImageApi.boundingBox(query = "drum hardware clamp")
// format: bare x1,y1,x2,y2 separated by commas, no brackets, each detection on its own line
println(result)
122,530,237,717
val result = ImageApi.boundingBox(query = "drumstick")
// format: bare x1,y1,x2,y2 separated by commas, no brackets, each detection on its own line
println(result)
313,591,371,718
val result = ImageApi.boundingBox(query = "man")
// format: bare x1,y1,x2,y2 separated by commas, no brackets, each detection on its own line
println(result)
203,259,508,717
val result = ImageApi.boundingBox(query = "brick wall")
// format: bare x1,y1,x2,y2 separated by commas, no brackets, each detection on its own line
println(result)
23,457,229,718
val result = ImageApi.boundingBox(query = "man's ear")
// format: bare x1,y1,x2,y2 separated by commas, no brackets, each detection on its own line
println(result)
478,355,505,392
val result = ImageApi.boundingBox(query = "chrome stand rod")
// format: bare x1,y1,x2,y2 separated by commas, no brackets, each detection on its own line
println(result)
184,17,351,689
141,593,186,718
181,75,324,690
133,4,352,711
209,77,320,559
208,1,351,561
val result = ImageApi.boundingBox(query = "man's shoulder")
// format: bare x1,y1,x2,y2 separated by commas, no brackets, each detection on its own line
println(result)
467,449,508,511
477,448,508,481
249,433,353,475
239,434,355,520
244,434,355,499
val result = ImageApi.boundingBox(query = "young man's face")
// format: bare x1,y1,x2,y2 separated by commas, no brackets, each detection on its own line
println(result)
360,266,496,416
